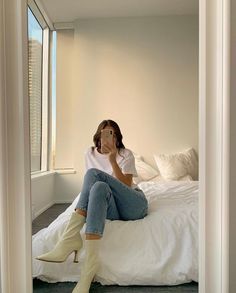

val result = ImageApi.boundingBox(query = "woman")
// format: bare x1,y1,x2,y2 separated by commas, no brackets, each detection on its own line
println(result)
36,119,148,293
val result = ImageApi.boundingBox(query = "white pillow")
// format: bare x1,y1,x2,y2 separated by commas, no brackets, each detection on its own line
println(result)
154,153,187,180
147,174,168,182
153,148,198,181
150,174,193,182
133,153,159,184
178,174,193,181
179,148,198,180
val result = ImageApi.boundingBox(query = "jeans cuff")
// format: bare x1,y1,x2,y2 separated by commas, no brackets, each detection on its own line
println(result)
75,206,87,212
85,230,103,237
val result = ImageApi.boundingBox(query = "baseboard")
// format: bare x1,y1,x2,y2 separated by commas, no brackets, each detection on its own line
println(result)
32,200,74,220
33,201,55,220
54,199,74,204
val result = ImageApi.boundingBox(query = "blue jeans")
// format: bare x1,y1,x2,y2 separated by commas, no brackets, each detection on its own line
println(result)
75,168,148,236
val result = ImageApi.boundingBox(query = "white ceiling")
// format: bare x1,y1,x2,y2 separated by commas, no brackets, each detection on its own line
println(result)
39,0,198,24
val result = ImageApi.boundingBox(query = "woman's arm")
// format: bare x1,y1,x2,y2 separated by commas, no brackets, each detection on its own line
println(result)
109,159,133,187
102,141,133,187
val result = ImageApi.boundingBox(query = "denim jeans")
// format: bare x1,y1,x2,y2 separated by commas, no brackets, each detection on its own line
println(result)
75,168,148,236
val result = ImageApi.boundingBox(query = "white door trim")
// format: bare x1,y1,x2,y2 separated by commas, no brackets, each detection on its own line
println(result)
199,0,230,293
0,0,32,292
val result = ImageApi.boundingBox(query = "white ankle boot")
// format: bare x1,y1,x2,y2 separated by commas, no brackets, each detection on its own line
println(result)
72,239,100,293
36,212,85,263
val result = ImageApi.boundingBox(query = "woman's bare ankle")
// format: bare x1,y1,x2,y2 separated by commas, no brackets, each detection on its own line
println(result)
86,233,102,240
75,208,87,217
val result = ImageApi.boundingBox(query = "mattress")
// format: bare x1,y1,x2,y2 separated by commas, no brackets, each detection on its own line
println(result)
32,180,198,285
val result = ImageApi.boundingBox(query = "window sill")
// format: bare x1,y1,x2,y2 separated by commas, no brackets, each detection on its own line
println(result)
54,169,77,175
31,170,56,181
31,169,77,180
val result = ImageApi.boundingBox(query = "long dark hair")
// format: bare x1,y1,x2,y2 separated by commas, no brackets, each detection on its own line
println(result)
92,119,125,152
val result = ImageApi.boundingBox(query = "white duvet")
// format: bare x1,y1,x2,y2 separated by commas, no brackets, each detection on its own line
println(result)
32,181,198,286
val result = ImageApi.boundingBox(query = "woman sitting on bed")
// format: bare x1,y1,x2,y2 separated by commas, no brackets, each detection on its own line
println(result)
36,119,148,293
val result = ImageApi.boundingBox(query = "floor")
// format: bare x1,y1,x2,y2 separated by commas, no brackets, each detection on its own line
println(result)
32,204,198,293
32,203,71,235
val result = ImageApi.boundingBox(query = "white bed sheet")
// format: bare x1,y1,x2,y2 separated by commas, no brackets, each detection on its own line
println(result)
32,181,198,286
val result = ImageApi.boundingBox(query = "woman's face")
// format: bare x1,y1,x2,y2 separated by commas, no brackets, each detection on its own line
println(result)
103,126,114,132
101,126,117,146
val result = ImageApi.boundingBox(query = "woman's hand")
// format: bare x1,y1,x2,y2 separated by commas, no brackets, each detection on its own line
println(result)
103,139,133,187
102,138,117,163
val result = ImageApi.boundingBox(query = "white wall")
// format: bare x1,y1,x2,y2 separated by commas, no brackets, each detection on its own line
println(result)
55,15,199,202
55,29,75,169
31,173,55,220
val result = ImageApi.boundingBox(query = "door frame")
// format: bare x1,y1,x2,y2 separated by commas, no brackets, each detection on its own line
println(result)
199,0,230,292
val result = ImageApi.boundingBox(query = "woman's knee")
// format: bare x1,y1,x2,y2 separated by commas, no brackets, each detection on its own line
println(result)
91,181,110,192
90,181,111,199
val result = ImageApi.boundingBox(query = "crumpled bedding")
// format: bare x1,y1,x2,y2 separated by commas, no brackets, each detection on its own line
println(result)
32,180,198,285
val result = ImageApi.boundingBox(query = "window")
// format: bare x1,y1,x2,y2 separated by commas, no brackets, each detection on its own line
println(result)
28,8,43,172
27,5,50,173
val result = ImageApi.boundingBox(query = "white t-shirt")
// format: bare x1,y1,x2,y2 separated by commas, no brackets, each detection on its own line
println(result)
85,147,138,188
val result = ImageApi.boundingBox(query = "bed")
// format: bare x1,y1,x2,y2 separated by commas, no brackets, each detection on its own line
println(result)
32,179,198,286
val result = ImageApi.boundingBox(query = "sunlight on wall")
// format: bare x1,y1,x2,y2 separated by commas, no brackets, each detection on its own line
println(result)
52,31,57,167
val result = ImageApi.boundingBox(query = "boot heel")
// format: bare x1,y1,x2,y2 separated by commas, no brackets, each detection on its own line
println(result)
73,250,79,263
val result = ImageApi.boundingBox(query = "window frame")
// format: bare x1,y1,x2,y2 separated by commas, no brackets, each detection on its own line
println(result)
28,1,50,174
